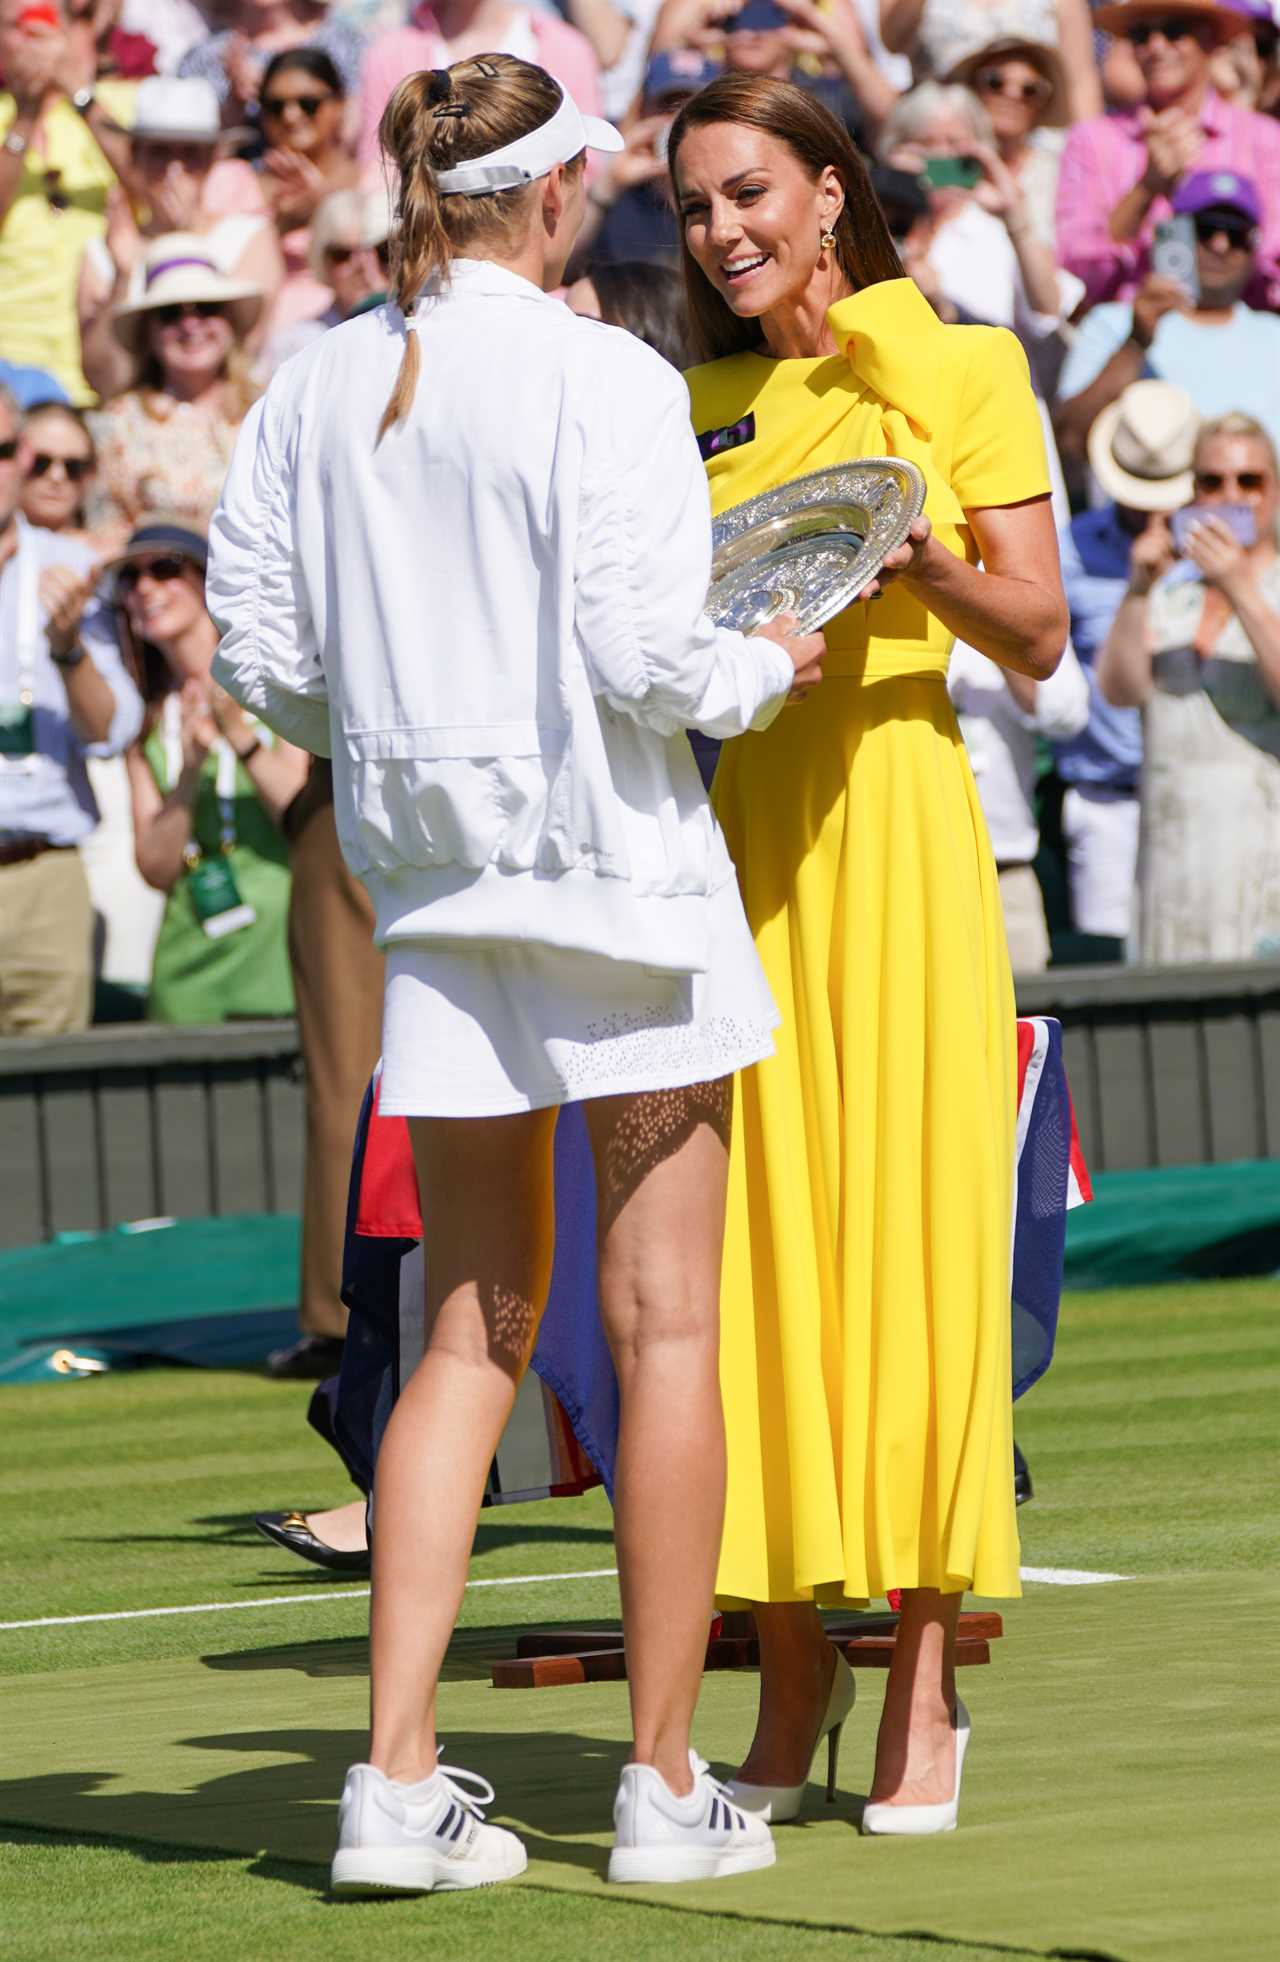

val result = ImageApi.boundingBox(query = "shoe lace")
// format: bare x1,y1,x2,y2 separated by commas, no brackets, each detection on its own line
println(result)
437,1763,496,1820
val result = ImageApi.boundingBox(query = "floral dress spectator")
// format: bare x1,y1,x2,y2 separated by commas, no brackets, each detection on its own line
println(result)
86,236,262,533
178,0,366,125
1098,412,1280,963
1055,0,1280,308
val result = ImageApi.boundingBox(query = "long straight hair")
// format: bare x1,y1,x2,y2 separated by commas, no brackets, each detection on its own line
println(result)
377,55,581,441
668,75,904,364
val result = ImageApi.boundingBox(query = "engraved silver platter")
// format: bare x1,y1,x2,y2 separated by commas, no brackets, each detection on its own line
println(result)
706,458,927,634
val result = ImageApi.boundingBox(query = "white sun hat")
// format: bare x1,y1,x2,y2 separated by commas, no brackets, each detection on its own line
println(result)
111,234,264,357
434,83,623,197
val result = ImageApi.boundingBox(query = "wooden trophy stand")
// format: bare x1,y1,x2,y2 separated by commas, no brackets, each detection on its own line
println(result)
492,1609,1002,1689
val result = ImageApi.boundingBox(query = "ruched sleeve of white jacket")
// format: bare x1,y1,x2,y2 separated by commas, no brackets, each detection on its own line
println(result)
208,394,332,758
573,353,795,741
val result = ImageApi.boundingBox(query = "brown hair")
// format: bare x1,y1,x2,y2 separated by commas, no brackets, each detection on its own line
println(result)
668,74,904,363
378,55,583,440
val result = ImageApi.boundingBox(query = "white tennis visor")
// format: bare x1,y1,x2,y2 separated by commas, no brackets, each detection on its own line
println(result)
433,85,624,197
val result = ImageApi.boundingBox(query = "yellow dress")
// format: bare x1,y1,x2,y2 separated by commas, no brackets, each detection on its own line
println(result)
688,279,1050,1605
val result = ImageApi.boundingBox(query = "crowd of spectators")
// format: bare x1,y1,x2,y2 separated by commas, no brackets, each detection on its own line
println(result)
1,0,1278,1037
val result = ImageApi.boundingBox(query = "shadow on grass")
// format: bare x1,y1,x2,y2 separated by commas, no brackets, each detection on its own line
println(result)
199,1617,626,1684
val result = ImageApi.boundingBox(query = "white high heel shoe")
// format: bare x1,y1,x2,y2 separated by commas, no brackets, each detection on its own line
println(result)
860,1697,970,1836
725,1649,856,1824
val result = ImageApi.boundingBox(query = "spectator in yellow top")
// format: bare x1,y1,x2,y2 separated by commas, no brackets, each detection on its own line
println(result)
0,0,138,401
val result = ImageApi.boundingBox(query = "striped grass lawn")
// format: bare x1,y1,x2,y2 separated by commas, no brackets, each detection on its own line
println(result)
1,1276,1275,1961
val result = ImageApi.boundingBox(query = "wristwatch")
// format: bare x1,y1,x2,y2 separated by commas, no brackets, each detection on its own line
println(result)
51,643,88,670
71,86,96,116
2,128,29,157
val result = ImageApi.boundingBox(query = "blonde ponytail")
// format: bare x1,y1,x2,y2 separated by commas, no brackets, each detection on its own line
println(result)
376,56,566,443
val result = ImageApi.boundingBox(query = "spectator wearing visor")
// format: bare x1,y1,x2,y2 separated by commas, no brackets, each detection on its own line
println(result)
0,382,144,1035
1056,170,1280,466
114,516,307,1022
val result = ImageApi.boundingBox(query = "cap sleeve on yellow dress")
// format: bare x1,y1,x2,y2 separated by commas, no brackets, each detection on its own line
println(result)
948,325,1052,511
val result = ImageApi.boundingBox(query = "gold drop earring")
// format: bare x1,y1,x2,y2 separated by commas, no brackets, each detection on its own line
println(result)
820,228,837,251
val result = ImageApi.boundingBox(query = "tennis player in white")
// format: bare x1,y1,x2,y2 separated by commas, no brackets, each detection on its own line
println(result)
209,53,824,1893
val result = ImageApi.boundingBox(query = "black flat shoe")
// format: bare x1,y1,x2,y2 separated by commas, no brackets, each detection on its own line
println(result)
1013,1441,1033,1507
266,1334,345,1381
255,1510,371,1574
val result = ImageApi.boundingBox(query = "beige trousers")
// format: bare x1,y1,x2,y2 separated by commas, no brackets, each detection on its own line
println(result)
0,847,93,1035
998,863,1050,977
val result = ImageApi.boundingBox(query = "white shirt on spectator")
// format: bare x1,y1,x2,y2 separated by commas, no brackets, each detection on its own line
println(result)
948,636,1089,863
0,519,143,846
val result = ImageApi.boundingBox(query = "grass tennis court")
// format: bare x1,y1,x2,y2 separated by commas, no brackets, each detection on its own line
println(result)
2,1275,1276,1961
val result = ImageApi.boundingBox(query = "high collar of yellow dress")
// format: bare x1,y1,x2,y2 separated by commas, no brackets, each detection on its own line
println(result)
825,277,945,445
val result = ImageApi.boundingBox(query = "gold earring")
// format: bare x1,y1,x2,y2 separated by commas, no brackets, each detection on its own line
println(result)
821,229,837,251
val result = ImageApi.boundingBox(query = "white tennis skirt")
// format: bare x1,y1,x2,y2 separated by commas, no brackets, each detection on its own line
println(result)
378,876,778,1118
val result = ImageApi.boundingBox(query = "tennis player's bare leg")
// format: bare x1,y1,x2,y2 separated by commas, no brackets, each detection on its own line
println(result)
584,1079,733,1797
368,1108,557,1784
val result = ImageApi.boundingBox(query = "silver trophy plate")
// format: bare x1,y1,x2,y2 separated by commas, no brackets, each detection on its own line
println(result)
707,458,927,634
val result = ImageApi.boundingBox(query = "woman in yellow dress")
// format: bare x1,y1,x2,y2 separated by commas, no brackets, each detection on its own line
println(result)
668,73,1069,1832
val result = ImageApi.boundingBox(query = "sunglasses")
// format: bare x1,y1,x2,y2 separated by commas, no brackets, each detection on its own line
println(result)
1192,212,1255,246
262,93,333,118
117,554,193,589
1253,24,1279,59
323,243,358,265
29,451,92,480
0,438,19,461
153,300,226,325
1194,471,1268,492
1126,19,1199,44
976,69,1050,102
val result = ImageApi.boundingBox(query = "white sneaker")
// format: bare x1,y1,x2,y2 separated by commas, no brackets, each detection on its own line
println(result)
330,1760,527,1895
608,1751,777,1884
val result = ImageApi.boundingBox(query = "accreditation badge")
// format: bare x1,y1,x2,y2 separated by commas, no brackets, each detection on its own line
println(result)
0,701,36,760
187,852,257,940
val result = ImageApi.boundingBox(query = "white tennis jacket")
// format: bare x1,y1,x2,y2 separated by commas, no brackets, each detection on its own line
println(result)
209,257,793,976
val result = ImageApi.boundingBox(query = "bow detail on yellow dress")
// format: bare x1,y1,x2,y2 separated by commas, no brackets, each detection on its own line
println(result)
825,280,966,531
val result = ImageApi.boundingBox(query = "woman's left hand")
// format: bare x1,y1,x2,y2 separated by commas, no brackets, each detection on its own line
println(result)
860,514,934,600
1185,515,1250,597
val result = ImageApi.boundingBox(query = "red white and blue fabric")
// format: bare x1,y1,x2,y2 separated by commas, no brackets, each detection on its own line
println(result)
333,1017,1090,1504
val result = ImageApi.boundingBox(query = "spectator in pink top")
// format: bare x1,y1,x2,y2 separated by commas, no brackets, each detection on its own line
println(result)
1055,0,1280,308
356,0,602,168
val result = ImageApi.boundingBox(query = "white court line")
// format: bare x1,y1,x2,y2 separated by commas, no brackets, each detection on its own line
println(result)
1019,1566,1130,1585
0,1566,619,1633
0,1561,1130,1634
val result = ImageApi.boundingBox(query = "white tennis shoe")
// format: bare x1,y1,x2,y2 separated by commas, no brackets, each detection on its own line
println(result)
330,1760,527,1895
608,1751,777,1883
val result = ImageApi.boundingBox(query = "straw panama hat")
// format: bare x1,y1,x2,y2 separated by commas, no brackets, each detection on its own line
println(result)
1093,0,1249,43
112,235,263,356
944,36,1070,128
1088,380,1200,511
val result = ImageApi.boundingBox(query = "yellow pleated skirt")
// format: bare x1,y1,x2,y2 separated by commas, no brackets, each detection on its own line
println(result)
712,669,1022,1606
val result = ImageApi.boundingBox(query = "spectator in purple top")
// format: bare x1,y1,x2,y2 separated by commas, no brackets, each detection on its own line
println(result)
1055,0,1280,308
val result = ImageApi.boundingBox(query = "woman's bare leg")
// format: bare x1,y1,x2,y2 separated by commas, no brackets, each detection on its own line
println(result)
584,1080,734,1797
735,1601,836,1786
304,1499,367,1552
367,1108,557,1784
868,1587,962,1805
